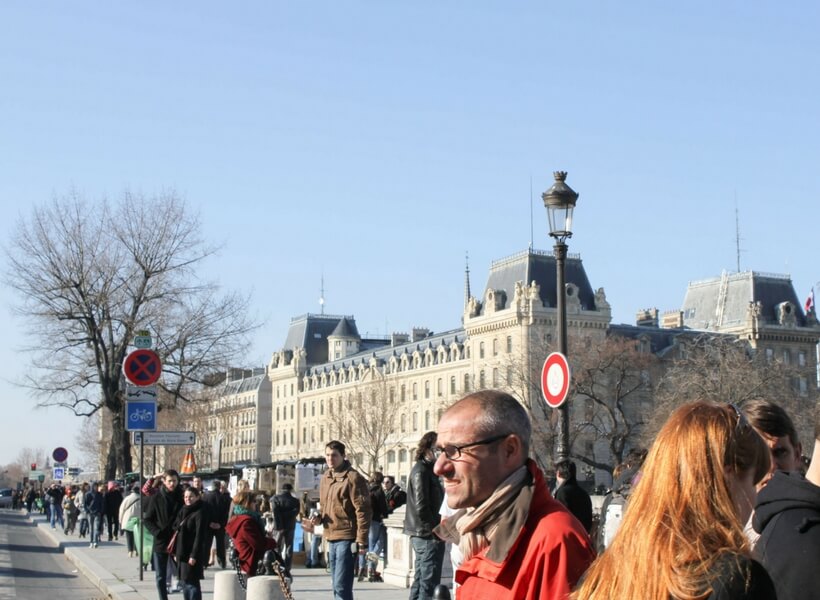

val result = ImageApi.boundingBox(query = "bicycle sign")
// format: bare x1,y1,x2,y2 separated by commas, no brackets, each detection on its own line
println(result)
126,400,157,432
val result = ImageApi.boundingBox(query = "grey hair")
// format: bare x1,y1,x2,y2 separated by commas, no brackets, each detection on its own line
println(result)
450,390,531,457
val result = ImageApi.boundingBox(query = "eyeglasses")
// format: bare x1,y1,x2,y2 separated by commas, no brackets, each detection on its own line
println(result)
432,433,510,461
727,403,751,433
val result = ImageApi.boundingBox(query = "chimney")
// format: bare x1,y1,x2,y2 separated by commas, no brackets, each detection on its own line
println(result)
636,308,659,328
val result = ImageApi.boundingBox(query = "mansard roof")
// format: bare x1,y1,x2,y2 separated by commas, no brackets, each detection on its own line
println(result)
681,271,807,330
330,316,360,339
480,249,597,314
283,313,358,365
306,328,467,376
222,372,269,395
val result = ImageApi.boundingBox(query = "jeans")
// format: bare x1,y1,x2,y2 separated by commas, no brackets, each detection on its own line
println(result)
276,527,295,573
106,514,119,539
182,581,201,600
89,513,104,545
50,503,64,529
328,539,355,600
409,536,446,600
152,551,170,600
364,520,385,572
308,534,323,566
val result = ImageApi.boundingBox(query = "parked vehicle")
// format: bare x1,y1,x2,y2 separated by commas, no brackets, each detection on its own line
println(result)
0,488,14,509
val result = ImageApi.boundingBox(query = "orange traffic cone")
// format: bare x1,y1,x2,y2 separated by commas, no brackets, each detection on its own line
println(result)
180,447,197,475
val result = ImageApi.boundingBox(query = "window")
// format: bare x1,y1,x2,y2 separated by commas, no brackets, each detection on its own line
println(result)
275,431,280,446
493,339,498,356
479,370,485,389
799,376,809,396
437,378,443,397
289,429,294,445
401,385,406,402
424,380,430,399
413,383,418,400
412,412,418,431
290,405,294,419
401,414,407,433
492,368,499,387
387,450,396,463
507,335,512,353
783,349,791,365
450,376,456,395
425,410,430,430
506,366,513,385
311,401,315,416
479,342,485,359
765,348,774,361
464,374,471,392
303,404,307,418
320,426,324,440
399,449,408,463
799,351,807,367
320,399,324,415
302,427,307,442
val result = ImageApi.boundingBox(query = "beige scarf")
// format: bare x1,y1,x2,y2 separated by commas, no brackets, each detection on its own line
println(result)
435,465,529,562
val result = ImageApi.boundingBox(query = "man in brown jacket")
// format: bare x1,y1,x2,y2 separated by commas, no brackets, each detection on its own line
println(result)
316,440,371,600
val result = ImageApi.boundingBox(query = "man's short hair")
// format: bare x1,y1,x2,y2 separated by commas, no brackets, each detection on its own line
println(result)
452,390,532,457
326,440,346,456
743,400,800,447
163,469,180,480
282,483,293,492
555,460,576,480
383,475,395,485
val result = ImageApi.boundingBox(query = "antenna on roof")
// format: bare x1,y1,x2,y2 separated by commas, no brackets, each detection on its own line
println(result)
319,272,326,315
735,193,743,273
464,251,471,310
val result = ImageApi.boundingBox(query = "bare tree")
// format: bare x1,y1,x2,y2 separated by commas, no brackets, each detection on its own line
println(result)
5,191,259,479
569,334,656,477
649,334,817,443
329,369,397,473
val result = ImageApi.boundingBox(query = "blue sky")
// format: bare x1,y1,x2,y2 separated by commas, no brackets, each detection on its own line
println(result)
1,2,818,467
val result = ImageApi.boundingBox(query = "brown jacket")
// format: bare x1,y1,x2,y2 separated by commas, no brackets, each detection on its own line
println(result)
319,461,371,546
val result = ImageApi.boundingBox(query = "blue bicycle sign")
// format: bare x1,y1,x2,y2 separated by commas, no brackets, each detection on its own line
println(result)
126,400,157,431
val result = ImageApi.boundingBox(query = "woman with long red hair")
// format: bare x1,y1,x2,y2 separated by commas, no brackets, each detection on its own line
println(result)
573,401,776,600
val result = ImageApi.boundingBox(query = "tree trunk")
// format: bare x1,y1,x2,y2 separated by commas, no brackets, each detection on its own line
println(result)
104,404,132,479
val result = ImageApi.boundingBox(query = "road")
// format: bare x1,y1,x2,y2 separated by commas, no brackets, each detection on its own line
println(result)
0,510,103,600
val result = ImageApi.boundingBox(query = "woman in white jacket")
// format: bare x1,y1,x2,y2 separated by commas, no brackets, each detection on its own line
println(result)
119,485,142,557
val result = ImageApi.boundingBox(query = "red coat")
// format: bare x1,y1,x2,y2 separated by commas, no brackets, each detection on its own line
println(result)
455,461,596,600
225,514,277,576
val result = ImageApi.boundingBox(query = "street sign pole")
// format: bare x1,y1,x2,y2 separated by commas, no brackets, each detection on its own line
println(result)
139,436,144,582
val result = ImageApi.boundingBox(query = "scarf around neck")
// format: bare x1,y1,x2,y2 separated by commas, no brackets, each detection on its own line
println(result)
435,464,531,562
233,505,266,532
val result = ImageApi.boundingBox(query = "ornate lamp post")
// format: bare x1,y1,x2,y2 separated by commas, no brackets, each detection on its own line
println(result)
542,171,578,463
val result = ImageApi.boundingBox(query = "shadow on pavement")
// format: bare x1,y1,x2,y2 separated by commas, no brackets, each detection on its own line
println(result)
0,566,77,579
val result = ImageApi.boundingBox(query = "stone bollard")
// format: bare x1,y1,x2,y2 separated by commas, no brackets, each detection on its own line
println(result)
246,575,287,600
213,570,246,600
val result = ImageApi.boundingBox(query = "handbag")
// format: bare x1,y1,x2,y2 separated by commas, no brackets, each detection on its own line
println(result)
166,516,187,554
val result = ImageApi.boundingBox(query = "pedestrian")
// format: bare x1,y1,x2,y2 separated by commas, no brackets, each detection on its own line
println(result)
84,481,106,548
172,486,210,600
572,401,775,600
202,480,230,569
225,490,279,576
143,469,184,600
382,475,406,515
62,486,79,535
434,390,595,599
404,432,446,598
271,482,301,578
362,471,388,582
119,484,142,557
741,400,803,545
25,486,36,515
45,482,65,530
105,481,124,541
553,460,593,533
314,440,371,600
75,482,90,538
753,403,820,600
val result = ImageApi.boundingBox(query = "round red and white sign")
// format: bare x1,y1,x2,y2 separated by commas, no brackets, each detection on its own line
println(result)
541,352,571,408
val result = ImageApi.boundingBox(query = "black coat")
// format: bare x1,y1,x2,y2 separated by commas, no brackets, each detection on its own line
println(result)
403,458,443,538
705,555,776,600
144,486,184,551
174,501,209,583
104,488,123,517
753,471,820,600
203,489,230,527
369,483,389,523
554,476,593,533
272,491,301,531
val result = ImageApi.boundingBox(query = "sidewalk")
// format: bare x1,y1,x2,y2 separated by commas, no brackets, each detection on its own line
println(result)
29,512,414,600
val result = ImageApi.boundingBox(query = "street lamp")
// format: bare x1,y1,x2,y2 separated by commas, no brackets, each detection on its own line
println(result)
542,170,578,463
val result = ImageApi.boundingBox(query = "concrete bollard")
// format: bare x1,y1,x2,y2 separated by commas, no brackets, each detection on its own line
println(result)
213,570,246,600
246,575,287,600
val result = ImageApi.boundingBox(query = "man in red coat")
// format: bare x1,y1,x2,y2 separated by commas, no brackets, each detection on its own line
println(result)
434,390,595,600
